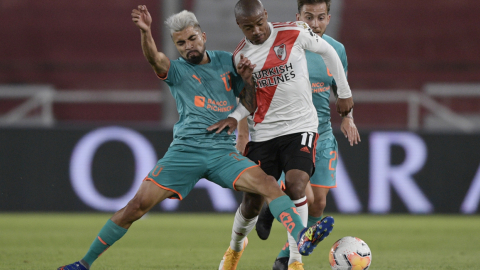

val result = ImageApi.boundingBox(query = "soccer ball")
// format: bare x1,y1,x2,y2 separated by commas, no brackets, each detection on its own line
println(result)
329,236,372,270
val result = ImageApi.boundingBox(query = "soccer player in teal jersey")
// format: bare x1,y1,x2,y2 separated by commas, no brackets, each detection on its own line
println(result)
233,1,361,269
57,6,331,270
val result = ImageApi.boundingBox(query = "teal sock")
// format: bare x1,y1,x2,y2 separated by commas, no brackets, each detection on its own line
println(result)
277,240,290,258
307,215,323,227
82,219,128,267
269,195,305,243
276,215,323,258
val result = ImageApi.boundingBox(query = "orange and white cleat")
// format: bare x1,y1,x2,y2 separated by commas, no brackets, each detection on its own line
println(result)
288,261,305,270
218,238,248,270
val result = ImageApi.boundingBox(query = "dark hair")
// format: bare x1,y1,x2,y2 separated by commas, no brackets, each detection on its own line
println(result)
297,0,330,14
235,0,264,18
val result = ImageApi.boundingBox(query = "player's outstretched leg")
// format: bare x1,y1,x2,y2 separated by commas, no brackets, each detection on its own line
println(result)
256,203,275,240
296,216,334,256
57,181,172,270
57,260,88,270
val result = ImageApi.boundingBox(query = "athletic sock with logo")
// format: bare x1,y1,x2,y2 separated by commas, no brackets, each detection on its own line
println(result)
268,195,306,243
82,219,128,267
287,196,308,264
230,204,258,252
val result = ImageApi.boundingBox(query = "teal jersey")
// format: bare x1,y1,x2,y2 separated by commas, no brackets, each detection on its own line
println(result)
161,50,245,148
306,34,348,140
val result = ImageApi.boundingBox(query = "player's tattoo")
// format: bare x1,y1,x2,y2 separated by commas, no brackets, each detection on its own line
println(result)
239,77,257,113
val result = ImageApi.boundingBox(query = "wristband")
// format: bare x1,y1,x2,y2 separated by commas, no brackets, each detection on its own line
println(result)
228,103,250,122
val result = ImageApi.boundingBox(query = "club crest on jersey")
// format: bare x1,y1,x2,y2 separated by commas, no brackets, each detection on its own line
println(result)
273,44,287,61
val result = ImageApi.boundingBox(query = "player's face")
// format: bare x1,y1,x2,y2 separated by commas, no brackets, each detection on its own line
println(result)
172,26,207,65
236,10,271,45
296,3,331,37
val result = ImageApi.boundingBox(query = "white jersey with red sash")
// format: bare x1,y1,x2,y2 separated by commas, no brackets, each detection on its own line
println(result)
233,21,350,142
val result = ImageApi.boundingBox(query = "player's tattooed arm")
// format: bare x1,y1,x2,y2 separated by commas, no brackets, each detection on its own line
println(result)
236,54,257,113
132,5,170,75
238,77,256,113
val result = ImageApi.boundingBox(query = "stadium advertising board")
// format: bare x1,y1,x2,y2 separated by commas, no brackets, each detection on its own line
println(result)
1,127,479,214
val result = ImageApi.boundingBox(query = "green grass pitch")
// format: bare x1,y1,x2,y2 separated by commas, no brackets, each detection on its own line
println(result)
0,213,479,269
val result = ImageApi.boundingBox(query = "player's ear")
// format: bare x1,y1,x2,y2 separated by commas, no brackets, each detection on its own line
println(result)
325,14,331,25
202,32,207,43
296,13,300,21
264,9,268,20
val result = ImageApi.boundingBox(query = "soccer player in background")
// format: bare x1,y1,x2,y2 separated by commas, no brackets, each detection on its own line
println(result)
253,1,361,269
57,6,330,270
209,0,354,269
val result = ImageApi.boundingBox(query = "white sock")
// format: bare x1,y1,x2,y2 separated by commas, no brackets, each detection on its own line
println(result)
230,205,258,252
288,196,308,265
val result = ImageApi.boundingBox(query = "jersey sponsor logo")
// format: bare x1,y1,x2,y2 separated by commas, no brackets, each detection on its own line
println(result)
206,98,234,112
194,96,234,112
194,96,205,107
312,82,331,93
273,44,287,60
253,62,296,88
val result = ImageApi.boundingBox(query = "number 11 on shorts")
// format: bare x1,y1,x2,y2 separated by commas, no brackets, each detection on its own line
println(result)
301,132,314,148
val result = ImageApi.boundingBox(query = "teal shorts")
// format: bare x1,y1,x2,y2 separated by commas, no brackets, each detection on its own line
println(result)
278,133,338,189
144,144,259,200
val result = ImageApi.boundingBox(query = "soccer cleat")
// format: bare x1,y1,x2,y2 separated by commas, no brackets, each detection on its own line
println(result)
57,261,88,270
272,257,289,270
287,261,305,270
218,238,248,270
256,203,275,240
297,216,334,256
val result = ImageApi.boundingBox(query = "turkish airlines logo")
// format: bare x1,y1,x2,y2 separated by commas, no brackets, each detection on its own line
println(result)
273,44,287,61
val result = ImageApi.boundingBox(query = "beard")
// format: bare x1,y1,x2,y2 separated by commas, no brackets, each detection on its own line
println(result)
184,49,205,65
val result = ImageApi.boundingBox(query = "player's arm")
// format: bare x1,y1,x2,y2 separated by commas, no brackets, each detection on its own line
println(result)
236,54,257,113
331,46,359,145
207,54,256,135
132,5,170,76
236,117,250,155
298,22,353,116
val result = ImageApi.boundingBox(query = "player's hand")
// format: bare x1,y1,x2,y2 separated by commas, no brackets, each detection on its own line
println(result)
131,5,152,32
336,97,354,117
207,117,238,135
341,117,360,146
236,135,249,155
236,54,256,82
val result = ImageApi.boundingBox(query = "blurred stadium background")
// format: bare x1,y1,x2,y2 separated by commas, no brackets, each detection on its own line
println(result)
1,0,480,215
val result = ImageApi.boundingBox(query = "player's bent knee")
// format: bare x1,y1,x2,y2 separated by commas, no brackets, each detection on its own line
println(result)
284,183,308,199
124,197,151,221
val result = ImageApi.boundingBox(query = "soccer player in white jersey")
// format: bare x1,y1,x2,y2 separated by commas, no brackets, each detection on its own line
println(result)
209,1,354,269
254,1,360,269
